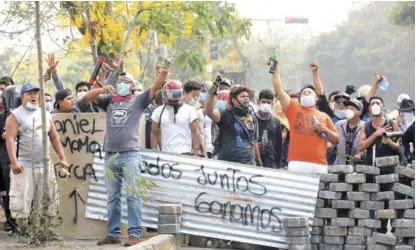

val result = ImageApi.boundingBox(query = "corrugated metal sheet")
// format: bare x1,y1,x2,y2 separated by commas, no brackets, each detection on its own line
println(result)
85,149,320,249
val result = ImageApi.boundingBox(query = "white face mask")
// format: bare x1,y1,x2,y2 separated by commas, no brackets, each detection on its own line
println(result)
371,104,382,116
300,95,316,108
345,109,355,120
24,102,39,111
45,102,53,112
259,103,272,113
401,112,415,131
77,91,87,101
334,109,346,119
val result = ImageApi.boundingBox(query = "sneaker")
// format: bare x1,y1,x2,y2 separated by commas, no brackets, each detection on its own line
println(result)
3,220,12,232
97,235,121,245
124,235,140,247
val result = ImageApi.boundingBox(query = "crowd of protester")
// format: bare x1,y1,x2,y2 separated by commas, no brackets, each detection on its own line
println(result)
0,54,414,246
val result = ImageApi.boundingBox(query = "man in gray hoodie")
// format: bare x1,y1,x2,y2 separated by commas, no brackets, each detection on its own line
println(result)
333,99,365,165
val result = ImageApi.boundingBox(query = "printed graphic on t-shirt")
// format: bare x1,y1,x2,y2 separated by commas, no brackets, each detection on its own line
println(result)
108,100,134,131
293,112,316,136
234,122,250,148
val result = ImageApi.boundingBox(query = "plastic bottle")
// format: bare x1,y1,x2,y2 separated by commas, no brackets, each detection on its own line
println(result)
268,48,277,74
311,115,325,138
378,78,389,92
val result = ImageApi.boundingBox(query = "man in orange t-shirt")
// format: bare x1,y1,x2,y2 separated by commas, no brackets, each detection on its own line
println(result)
271,61,339,174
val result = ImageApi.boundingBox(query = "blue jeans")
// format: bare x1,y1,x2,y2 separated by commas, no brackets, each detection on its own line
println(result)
105,151,143,238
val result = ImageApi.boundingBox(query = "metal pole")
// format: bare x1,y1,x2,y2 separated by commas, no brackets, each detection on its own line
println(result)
35,1,50,214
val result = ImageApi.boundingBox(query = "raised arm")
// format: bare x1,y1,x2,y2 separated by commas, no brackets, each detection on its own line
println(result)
84,85,114,105
205,85,221,123
310,61,324,95
365,74,383,103
149,68,168,101
272,64,290,109
46,54,64,90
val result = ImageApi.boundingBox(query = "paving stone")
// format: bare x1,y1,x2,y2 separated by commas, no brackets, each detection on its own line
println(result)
394,245,415,250
323,236,344,244
404,209,415,219
158,223,180,234
360,201,385,210
324,226,348,236
373,232,397,246
283,217,309,227
319,190,342,200
330,218,356,227
319,243,345,250
376,174,400,183
329,165,354,174
286,236,311,245
371,191,396,201
375,209,397,219
375,155,400,167
345,236,366,245
311,226,323,235
358,183,380,192
315,208,337,218
367,244,393,250
329,183,353,192
389,200,414,209
320,174,340,183
395,165,415,179
313,218,324,227
332,200,355,209
344,245,366,250
347,192,370,201
158,214,181,224
310,235,322,244
286,227,310,236
394,228,415,237
348,227,372,237
392,183,415,197
391,219,415,228
345,173,366,184
159,204,183,214
289,245,313,250
357,219,381,228
348,209,370,219
355,165,380,175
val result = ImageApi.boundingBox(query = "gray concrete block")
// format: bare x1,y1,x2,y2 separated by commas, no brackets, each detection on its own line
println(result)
158,214,181,224
358,183,380,193
395,165,415,179
373,232,397,246
311,244,319,250
310,235,322,244
286,227,310,236
347,192,370,201
319,243,345,250
409,238,415,246
371,191,395,201
289,245,313,250
345,236,366,245
158,204,183,214
355,165,380,175
357,219,381,228
329,165,354,174
319,190,342,200
313,218,324,227
330,218,356,227
412,180,415,188
375,156,400,167
348,209,370,219
348,227,372,237
320,174,340,183
345,173,366,184
360,201,385,210
389,200,414,209
315,208,337,218
320,182,327,190
332,200,355,209
367,244,393,250
394,245,415,250
323,236,344,244
366,236,377,244
316,198,325,208
394,228,415,237
158,223,181,234
404,209,415,219
391,219,415,228
344,245,366,250
286,236,311,245
376,174,400,183
311,226,323,235
324,226,348,236
375,209,397,219
392,183,415,197
329,183,353,192
283,217,309,227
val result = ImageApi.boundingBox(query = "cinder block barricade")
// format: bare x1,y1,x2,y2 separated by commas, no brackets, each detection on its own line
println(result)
283,217,312,250
312,157,415,250
158,204,182,234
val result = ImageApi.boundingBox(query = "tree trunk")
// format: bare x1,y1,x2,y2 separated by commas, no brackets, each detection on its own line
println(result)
86,1,98,63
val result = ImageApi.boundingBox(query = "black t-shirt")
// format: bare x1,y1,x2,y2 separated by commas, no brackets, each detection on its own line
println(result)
0,114,10,164
256,113,282,169
345,124,357,157
217,110,258,165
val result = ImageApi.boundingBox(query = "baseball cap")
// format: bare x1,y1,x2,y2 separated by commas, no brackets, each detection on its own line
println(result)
118,72,134,84
20,83,40,95
397,93,410,104
344,98,363,112
334,92,350,102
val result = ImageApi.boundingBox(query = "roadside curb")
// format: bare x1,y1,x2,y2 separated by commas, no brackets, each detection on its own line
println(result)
127,234,177,250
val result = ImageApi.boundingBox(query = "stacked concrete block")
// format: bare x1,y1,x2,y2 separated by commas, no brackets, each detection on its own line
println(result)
283,217,312,250
158,204,182,234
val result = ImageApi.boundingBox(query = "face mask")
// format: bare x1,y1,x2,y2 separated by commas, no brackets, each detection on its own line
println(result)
232,99,250,116
199,92,208,104
334,109,346,119
300,95,316,108
401,112,415,131
45,102,53,112
117,82,131,97
216,100,227,112
345,109,354,120
371,104,381,116
76,91,86,101
259,103,272,113
188,99,196,106
24,102,39,111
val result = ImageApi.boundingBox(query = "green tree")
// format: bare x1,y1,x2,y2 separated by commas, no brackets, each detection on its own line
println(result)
389,1,415,28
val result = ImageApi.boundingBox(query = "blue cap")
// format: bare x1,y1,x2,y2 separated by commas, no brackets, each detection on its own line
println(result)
21,83,40,95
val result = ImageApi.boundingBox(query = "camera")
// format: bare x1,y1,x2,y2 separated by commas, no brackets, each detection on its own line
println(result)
345,84,356,95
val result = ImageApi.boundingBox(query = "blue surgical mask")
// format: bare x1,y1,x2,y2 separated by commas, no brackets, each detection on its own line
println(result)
188,99,196,106
199,92,208,104
117,82,131,97
216,100,227,112
24,102,39,111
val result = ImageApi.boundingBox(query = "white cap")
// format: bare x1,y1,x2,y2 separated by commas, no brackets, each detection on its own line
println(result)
397,93,410,104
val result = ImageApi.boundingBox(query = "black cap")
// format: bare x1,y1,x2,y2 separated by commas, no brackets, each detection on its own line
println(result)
55,89,72,102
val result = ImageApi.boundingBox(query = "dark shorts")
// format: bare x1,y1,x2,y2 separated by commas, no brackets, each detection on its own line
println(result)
0,163,10,195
